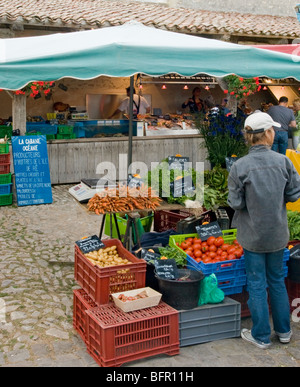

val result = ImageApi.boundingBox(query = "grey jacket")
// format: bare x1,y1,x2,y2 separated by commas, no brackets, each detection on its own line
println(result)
227,145,300,252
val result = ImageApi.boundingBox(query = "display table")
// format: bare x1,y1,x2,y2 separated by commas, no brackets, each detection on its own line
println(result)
78,199,205,248
286,149,300,212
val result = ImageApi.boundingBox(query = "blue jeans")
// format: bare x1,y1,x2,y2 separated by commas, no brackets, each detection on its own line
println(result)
271,131,288,155
244,249,291,344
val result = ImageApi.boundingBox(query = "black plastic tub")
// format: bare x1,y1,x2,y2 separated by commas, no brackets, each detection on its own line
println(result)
156,269,204,310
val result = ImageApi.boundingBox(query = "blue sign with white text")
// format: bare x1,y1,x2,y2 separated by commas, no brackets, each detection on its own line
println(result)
11,135,53,206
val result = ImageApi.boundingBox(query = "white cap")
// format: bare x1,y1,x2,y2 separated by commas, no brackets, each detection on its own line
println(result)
244,112,281,133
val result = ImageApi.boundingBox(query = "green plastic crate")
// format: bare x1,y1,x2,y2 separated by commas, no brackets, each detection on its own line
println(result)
0,173,12,185
104,213,154,243
169,229,237,249
25,131,42,136
56,133,76,140
46,134,56,140
0,143,9,154
0,193,13,206
58,125,74,134
0,125,13,139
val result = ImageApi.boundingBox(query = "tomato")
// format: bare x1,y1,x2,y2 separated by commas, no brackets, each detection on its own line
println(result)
193,243,201,251
181,242,188,250
176,242,179,246
208,252,217,260
221,252,228,260
207,236,216,246
201,245,208,253
227,246,237,255
233,239,239,245
202,257,211,264
196,257,202,263
217,248,223,256
194,250,202,258
185,248,193,256
186,240,192,247
221,243,230,251
228,254,236,261
214,237,224,247
234,248,243,258
208,244,217,252
193,238,202,244
186,237,194,243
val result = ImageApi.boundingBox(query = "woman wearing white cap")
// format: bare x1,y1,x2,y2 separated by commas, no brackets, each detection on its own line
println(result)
227,111,300,349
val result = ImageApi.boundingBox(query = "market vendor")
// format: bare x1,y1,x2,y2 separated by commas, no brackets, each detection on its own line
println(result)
108,87,150,119
181,87,206,114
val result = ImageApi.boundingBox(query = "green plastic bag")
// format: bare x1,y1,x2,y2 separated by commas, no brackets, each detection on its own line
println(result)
198,273,225,306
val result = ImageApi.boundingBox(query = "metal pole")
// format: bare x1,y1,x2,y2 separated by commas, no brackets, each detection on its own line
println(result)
127,75,134,174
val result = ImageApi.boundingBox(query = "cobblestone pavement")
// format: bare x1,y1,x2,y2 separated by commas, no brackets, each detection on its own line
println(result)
0,185,299,367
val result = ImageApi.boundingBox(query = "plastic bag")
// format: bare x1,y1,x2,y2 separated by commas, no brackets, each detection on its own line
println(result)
198,274,225,306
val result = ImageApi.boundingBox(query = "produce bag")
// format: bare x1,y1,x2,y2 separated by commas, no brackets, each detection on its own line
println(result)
198,274,225,305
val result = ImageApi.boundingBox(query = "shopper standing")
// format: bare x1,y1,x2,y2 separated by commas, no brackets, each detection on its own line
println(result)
292,98,300,150
267,96,296,155
227,111,300,349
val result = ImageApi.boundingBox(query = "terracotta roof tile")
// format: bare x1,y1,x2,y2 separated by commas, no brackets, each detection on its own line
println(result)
0,0,299,38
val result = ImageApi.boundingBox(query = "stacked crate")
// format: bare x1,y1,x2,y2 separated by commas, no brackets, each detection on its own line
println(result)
73,238,180,367
0,142,12,206
56,125,76,140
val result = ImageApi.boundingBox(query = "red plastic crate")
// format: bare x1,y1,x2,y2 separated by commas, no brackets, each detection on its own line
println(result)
74,239,147,305
73,288,98,343
0,163,10,174
154,210,191,232
0,153,10,164
85,302,180,367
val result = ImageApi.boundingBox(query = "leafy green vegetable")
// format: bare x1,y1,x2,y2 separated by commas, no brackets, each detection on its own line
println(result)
158,246,187,268
287,210,300,241
203,165,229,210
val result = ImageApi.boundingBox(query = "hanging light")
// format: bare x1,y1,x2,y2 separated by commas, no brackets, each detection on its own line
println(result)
281,86,285,90
139,83,143,89
263,86,268,90
161,84,167,90
205,85,210,90
183,85,189,90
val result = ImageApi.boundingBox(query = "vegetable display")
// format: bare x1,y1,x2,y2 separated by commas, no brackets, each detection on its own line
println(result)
203,166,229,210
176,235,243,264
157,246,187,268
84,245,131,268
287,210,300,241
88,184,162,214
118,290,148,302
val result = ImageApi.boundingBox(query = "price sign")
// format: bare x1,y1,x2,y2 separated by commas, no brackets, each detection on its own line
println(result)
195,221,223,241
12,135,52,206
170,175,195,197
168,156,190,171
75,235,105,254
289,245,300,258
154,259,179,280
225,156,239,172
141,248,161,263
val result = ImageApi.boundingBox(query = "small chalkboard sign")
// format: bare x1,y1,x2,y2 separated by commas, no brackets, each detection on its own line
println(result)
195,221,223,241
75,235,105,254
170,175,195,198
128,174,143,188
168,156,190,171
154,259,179,280
225,156,239,172
141,248,161,263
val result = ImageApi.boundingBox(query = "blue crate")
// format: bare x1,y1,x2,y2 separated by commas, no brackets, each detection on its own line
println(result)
187,254,245,276
0,183,12,195
26,123,57,135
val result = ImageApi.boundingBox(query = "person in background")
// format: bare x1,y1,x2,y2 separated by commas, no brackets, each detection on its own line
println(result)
267,96,296,155
292,98,300,150
227,111,300,349
182,87,206,114
109,87,150,119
